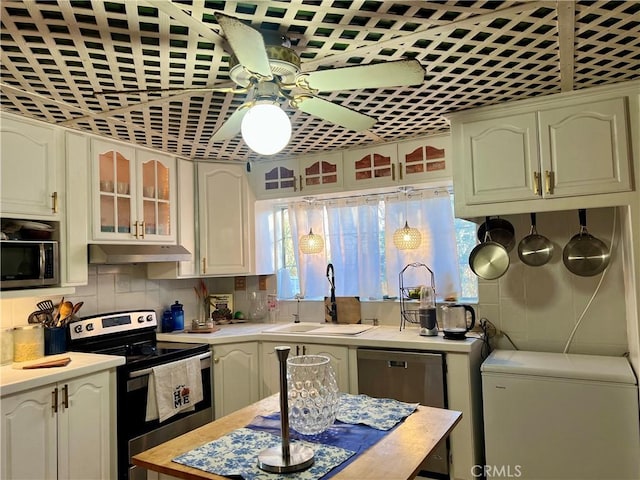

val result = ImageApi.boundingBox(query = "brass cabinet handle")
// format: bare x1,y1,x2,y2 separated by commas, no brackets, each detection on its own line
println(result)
533,172,541,195
391,163,396,181
140,221,145,239
545,170,553,194
299,175,303,191
52,387,58,414
62,384,69,409
296,345,300,356
202,258,206,274
214,357,219,364
398,162,403,181
51,192,58,213
302,345,307,355
133,221,139,239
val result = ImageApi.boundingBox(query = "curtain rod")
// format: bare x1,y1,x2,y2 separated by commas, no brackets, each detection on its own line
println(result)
288,184,453,206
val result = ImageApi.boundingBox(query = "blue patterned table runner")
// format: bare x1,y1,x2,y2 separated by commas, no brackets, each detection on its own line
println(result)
173,393,419,479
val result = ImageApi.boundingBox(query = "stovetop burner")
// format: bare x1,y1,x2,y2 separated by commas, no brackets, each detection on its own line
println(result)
67,310,210,371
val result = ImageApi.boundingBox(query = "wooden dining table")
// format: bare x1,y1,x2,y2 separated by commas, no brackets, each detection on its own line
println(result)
133,394,462,480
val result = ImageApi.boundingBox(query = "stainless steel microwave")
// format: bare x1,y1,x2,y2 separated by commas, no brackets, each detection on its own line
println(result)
0,240,59,290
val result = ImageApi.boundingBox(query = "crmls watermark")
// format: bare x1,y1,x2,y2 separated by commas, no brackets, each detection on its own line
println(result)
472,464,523,478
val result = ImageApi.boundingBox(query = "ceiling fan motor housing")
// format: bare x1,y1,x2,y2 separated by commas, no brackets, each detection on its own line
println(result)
229,46,301,87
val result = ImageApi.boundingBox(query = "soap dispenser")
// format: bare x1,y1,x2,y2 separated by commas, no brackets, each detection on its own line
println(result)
171,301,185,331
418,286,438,336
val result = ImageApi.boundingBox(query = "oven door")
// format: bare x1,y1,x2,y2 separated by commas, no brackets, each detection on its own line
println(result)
121,352,213,480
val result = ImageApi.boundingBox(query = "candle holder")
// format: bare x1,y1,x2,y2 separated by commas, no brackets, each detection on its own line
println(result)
258,346,314,473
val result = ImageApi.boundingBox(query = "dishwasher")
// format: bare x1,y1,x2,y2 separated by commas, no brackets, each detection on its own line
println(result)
357,348,449,478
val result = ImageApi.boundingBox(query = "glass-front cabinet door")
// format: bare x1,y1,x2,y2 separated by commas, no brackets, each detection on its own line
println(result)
91,139,176,242
94,139,135,239
137,150,174,240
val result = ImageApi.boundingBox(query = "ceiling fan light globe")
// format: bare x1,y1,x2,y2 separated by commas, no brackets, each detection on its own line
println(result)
241,103,291,155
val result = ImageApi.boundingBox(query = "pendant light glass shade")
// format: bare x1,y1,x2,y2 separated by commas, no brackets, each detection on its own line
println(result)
241,102,292,155
393,221,422,250
299,228,324,254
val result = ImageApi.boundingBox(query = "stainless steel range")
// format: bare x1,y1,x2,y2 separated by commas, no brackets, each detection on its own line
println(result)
68,310,213,480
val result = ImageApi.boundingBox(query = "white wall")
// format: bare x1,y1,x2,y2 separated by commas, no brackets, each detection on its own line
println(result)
0,208,629,358
0,268,276,330
278,206,628,356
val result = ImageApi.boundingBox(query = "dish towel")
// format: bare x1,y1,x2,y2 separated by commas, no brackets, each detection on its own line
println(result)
145,357,203,423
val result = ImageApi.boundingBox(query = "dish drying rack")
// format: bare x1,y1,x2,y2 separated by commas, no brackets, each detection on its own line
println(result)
399,262,435,331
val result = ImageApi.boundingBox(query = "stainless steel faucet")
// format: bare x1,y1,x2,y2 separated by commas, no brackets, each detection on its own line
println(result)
326,263,338,323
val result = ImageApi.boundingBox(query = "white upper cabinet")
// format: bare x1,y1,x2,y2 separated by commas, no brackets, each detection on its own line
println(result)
0,113,63,218
344,135,453,190
250,158,299,198
397,134,453,184
90,138,176,242
250,152,343,199
460,112,540,204
343,143,399,189
450,82,636,217
298,152,343,194
197,163,254,276
538,98,631,197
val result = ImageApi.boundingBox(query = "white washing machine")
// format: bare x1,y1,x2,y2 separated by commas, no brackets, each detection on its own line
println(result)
481,350,640,479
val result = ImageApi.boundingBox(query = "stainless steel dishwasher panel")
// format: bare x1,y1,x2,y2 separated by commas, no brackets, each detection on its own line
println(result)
357,348,448,477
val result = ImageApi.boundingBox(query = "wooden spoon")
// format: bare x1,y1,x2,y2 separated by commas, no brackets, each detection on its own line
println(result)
57,301,73,326
71,301,84,316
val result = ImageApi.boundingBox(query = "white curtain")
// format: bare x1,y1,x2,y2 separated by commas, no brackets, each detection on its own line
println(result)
324,197,383,299
384,190,461,301
284,189,461,301
289,201,327,299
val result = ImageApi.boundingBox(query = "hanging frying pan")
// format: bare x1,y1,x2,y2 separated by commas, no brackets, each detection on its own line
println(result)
469,230,510,280
518,213,554,267
477,216,516,252
562,209,610,277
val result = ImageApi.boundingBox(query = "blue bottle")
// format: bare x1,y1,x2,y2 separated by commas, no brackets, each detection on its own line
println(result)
171,301,184,331
162,309,174,333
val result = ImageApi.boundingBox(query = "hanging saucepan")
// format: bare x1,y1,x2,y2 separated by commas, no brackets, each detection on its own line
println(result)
517,213,554,267
562,209,610,277
469,230,510,280
477,216,516,252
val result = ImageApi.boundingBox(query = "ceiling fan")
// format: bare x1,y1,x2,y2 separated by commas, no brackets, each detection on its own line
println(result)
94,12,426,154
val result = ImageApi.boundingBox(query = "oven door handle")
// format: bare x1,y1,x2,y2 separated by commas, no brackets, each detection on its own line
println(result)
128,351,211,379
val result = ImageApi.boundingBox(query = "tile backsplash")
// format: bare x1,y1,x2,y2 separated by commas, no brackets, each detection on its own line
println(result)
0,207,629,357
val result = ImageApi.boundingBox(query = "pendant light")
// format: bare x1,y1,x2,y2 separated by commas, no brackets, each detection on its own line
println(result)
393,221,422,250
393,187,422,250
299,228,324,254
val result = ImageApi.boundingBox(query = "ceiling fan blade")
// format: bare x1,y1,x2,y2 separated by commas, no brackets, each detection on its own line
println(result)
92,85,241,97
215,12,272,79
295,96,376,131
210,104,250,142
299,59,425,92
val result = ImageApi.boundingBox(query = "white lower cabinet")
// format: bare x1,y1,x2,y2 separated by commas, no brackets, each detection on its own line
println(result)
260,341,350,397
1,370,113,480
212,342,260,418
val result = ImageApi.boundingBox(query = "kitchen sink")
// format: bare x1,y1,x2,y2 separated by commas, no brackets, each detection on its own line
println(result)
262,323,323,334
262,322,374,336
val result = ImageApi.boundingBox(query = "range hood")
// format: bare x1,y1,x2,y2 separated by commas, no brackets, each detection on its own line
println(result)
88,244,192,264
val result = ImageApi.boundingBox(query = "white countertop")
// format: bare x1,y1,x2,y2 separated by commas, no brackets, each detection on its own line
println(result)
0,351,125,397
157,322,482,353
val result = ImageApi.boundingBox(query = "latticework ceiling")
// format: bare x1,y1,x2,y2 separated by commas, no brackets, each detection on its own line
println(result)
1,1,639,163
